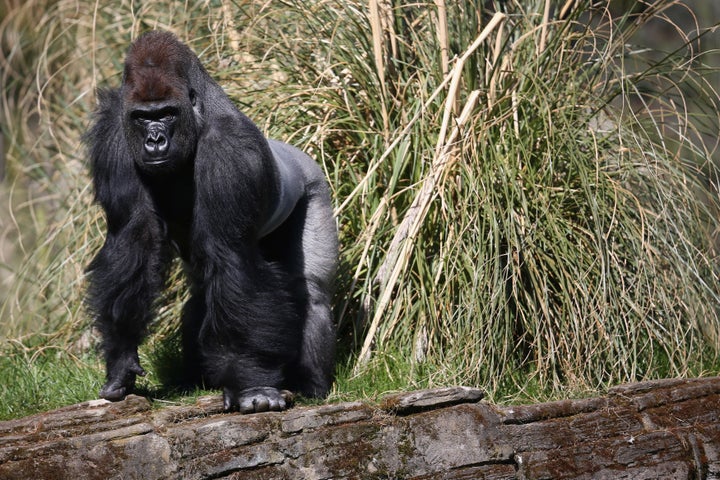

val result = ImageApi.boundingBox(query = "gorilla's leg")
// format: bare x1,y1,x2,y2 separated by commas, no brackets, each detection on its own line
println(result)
296,280,336,397
294,179,338,397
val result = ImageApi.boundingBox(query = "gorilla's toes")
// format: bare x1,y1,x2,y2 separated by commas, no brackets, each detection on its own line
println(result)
224,386,294,413
99,382,129,401
99,355,146,401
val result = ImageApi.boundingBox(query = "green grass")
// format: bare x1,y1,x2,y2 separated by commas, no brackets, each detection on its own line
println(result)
1,0,719,419
0,345,103,420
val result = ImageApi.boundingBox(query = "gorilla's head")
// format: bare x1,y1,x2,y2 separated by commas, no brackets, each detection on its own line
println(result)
121,31,203,174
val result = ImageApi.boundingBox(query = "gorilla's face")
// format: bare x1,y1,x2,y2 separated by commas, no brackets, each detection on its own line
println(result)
125,95,198,174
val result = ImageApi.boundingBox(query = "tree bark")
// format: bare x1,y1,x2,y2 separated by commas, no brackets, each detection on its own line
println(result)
1,377,718,479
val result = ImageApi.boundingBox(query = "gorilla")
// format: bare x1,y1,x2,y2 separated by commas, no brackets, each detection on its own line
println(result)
84,31,337,413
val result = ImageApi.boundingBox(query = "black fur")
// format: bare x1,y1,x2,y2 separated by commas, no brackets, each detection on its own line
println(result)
84,31,337,412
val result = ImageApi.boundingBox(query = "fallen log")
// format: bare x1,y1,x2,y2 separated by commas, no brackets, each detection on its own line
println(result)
0,377,718,479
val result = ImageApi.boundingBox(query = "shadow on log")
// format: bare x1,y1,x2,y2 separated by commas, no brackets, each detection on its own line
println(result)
1,377,719,479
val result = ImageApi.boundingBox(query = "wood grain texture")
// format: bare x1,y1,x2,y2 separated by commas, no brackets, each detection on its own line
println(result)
1,378,719,479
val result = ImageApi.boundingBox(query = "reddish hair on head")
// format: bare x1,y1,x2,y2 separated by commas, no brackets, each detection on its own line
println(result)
123,31,190,103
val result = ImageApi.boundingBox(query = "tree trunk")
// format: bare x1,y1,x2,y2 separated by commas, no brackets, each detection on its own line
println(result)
1,377,718,479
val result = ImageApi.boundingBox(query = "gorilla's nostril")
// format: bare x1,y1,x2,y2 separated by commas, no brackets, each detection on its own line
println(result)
145,133,168,154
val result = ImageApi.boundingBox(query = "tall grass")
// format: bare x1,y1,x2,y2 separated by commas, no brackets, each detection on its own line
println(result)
0,0,718,416
258,0,720,397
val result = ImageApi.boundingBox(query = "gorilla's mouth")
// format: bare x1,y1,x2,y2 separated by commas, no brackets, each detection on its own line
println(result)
144,157,170,166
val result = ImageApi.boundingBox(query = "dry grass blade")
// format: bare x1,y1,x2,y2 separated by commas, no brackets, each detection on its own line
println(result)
368,0,391,138
434,0,450,78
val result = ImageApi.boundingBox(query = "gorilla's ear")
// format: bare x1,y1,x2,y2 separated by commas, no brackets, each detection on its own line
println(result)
190,88,203,122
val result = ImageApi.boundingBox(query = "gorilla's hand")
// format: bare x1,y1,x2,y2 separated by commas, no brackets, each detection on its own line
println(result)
99,351,146,401
223,386,294,413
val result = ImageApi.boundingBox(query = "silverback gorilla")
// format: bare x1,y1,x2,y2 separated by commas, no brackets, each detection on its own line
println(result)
84,31,337,413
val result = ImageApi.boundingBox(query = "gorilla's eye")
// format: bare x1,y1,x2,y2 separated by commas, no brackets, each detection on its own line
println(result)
134,117,149,127
189,89,197,106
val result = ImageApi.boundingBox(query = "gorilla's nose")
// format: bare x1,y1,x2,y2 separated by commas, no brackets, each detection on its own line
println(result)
144,131,168,156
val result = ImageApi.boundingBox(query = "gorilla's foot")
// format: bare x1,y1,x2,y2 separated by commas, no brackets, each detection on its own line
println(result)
223,386,294,413
99,354,146,401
